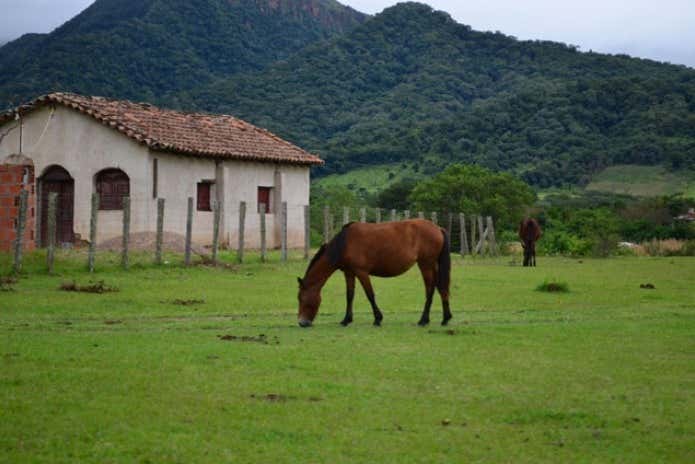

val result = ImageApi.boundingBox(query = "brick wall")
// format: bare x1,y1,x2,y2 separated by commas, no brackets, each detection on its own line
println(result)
0,164,36,252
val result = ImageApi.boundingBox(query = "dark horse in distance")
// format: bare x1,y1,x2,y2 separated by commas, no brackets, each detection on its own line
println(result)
519,218,542,267
297,219,451,328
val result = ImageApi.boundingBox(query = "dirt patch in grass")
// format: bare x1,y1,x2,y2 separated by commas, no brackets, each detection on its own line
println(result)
104,320,123,325
60,280,119,294
249,393,322,403
218,334,279,345
167,298,206,306
1,275,18,292
640,283,656,289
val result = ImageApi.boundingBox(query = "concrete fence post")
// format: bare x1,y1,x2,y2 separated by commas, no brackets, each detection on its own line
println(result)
343,206,350,225
418,211,424,219
431,212,438,225
46,192,57,273
88,193,99,273
359,207,366,223
121,196,130,270
184,197,194,266
390,209,397,222
13,190,28,274
404,210,411,220
155,198,165,265
375,208,381,223
237,201,246,263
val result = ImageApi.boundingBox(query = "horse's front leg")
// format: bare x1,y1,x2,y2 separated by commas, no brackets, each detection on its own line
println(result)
341,271,355,326
356,272,383,326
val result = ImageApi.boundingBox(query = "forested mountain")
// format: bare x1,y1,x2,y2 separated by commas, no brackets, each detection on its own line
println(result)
184,3,695,187
0,0,366,109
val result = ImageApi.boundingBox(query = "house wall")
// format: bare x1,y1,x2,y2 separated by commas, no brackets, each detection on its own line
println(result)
0,106,311,248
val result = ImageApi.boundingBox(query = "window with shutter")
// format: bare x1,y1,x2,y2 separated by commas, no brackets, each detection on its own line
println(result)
197,182,212,211
96,169,129,210
258,186,272,213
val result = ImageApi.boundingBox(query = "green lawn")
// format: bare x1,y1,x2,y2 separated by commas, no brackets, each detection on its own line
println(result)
1,252,694,463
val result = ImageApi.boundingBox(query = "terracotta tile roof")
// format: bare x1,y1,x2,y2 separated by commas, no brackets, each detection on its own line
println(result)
0,93,323,166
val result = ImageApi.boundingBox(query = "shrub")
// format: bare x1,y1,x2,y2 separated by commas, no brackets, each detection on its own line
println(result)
536,280,569,293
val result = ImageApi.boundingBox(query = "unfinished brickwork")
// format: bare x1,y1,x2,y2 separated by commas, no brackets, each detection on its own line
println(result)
0,156,35,252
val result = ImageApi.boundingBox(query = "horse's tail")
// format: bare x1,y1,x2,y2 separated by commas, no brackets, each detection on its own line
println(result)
437,228,451,294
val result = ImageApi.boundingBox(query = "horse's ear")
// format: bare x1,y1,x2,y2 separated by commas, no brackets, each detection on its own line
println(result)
297,277,304,288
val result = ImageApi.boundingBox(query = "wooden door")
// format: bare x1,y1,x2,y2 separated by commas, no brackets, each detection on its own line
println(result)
40,167,74,246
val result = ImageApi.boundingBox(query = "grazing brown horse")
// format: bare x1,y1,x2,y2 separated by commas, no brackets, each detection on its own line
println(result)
297,219,451,328
518,218,542,267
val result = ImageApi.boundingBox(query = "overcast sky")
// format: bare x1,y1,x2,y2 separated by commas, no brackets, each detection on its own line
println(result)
1,0,693,68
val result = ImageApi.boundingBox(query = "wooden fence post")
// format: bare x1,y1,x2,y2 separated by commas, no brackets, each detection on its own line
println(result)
184,197,193,266
470,215,477,256
418,211,424,219
487,216,498,256
237,201,246,263
212,200,221,264
360,207,366,223
390,209,397,222
447,213,453,238
343,206,350,225
304,205,310,260
323,206,330,243
459,213,468,256
259,203,267,262
404,210,410,220
477,215,485,254
88,193,99,272
281,202,288,262
431,212,438,225
47,192,57,273
13,190,28,274
375,208,381,223
155,198,165,265
121,196,130,270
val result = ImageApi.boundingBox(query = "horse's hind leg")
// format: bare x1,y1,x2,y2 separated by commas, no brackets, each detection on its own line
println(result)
356,273,383,326
437,277,452,327
417,263,436,326
341,271,355,326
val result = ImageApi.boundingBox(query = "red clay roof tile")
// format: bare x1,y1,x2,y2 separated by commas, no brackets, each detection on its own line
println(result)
1,93,324,166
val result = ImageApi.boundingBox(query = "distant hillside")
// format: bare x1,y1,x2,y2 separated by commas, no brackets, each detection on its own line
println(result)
0,0,367,109
185,2,695,187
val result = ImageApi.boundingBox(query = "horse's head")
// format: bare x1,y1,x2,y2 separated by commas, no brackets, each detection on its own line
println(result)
297,277,321,328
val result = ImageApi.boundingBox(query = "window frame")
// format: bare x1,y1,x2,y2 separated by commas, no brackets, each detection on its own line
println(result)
95,168,130,211
257,186,273,214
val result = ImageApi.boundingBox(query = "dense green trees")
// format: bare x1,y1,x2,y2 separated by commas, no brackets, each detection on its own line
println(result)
408,165,536,229
0,0,366,109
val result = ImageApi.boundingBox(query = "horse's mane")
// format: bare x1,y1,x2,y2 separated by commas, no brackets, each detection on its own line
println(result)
304,223,353,276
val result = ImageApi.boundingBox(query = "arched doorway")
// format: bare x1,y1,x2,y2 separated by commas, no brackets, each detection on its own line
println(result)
40,165,74,246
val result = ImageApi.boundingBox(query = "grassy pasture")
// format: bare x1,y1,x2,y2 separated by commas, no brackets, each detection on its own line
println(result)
585,164,695,198
1,252,694,463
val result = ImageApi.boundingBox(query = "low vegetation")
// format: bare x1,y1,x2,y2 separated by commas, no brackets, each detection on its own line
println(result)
1,251,693,462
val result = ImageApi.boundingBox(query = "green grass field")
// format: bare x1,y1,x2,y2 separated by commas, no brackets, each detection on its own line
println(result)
586,165,695,198
314,163,422,194
1,252,694,463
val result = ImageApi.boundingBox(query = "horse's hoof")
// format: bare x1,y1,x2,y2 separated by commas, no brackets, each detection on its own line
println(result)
340,319,352,327
373,319,382,327
418,319,430,327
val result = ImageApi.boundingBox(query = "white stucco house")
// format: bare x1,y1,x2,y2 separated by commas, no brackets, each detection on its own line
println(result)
0,93,323,249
